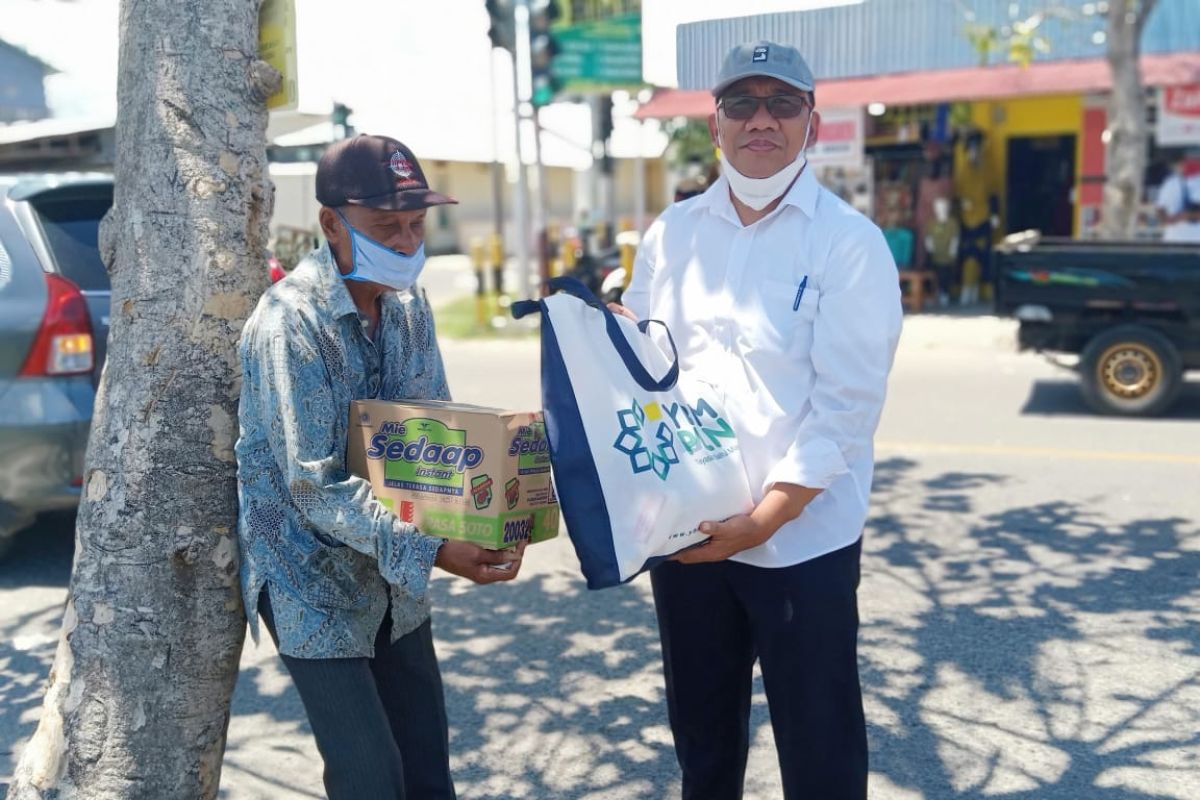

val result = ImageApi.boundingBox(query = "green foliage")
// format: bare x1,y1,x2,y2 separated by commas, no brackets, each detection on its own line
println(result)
665,118,716,171
433,293,538,339
961,2,1093,68
965,10,1059,67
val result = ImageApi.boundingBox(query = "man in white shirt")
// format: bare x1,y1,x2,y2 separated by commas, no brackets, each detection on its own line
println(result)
618,41,902,799
1156,152,1200,243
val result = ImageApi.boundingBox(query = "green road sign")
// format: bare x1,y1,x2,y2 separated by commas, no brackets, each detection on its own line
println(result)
551,12,643,92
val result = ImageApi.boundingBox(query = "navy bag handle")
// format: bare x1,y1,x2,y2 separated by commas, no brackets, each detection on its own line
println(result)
540,276,680,393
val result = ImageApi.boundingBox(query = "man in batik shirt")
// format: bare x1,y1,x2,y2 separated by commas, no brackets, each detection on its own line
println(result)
236,134,521,799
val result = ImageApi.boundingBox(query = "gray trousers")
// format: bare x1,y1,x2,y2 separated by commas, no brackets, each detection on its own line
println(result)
259,591,456,800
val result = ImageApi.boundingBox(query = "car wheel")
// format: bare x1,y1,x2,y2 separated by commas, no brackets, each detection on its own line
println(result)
1079,325,1183,417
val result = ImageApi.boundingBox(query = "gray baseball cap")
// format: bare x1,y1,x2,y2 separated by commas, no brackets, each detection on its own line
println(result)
712,40,815,98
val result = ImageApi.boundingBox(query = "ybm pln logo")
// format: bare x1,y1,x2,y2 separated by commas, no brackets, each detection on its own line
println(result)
613,398,736,481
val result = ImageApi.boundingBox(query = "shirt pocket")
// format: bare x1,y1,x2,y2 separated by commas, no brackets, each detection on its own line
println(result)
749,277,820,352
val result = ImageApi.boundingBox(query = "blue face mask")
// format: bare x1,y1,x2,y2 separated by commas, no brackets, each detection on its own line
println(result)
336,210,426,291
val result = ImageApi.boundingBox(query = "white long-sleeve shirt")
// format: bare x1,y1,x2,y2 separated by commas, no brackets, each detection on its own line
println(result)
623,167,902,568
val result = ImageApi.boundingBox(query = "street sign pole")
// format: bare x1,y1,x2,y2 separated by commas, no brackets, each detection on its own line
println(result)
591,93,615,251
512,0,533,302
634,116,646,233
489,48,506,261
533,105,550,295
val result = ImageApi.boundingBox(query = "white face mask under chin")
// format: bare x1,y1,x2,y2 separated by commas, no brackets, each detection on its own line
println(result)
718,117,812,211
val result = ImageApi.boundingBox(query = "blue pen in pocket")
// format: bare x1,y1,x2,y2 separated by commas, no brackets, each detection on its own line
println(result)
792,275,809,311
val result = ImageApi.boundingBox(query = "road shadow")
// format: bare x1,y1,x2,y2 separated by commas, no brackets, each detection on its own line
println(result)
429,570,682,799
218,457,1198,798
862,457,1200,799
1020,379,1200,420
218,558,688,799
0,511,76,793
10,462,1197,799
0,598,69,793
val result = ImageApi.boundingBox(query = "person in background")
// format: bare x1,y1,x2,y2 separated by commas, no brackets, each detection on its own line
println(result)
924,196,960,306
1156,150,1200,243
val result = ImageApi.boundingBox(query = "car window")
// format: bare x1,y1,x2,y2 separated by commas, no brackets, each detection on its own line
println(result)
0,218,41,299
33,193,112,292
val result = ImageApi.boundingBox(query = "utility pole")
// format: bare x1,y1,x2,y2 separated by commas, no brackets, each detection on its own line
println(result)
487,0,561,299
528,0,561,295
591,93,615,251
488,48,505,259
533,107,550,294
512,0,532,300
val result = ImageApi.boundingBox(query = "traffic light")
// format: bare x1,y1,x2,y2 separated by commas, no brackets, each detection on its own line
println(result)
595,94,614,176
485,0,515,52
332,102,353,139
529,0,561,107
594,95,613,143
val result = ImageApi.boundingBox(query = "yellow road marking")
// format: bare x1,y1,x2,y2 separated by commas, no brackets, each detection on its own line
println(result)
876,441,1200,465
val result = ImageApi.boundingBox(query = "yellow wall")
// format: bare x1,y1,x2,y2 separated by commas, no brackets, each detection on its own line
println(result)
958,94,1085,236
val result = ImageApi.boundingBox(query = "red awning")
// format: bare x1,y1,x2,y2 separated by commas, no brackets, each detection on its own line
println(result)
635,52,1200,119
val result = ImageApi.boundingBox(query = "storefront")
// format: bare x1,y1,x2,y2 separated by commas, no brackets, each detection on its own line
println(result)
636,53,1200,297
635,0,1200,298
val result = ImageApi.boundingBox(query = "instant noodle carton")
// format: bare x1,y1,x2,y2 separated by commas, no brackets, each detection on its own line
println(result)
347,399,560,549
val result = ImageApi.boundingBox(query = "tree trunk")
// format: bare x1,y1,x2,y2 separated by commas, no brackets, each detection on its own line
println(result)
7,2,276,798
1100,0,1157,239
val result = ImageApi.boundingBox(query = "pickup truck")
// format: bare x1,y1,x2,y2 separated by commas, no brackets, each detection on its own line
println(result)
993,233,1200,416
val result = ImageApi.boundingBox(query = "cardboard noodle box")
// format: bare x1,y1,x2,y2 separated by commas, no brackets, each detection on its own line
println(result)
347,399,560,549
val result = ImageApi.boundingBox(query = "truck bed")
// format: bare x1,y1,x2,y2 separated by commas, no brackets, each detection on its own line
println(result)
993,235,1200,367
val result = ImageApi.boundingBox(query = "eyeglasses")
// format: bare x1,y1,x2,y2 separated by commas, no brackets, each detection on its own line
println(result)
718,94,810,121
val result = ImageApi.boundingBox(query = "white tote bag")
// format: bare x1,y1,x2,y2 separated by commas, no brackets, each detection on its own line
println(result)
512,277,753,588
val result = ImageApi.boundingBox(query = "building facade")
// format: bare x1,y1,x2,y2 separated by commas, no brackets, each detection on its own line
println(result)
0,38,53,124
637,0,1200,296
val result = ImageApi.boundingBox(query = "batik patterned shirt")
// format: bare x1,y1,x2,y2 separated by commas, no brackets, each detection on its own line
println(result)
236,244,448,658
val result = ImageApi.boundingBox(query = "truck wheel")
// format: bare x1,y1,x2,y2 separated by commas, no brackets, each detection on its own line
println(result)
1080,325,1183,416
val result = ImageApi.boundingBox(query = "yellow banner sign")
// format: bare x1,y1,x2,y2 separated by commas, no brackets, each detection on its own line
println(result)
259,0,298,111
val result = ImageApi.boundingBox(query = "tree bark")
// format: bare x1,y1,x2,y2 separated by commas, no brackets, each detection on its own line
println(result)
7,1,276,798
1101,0,1158,239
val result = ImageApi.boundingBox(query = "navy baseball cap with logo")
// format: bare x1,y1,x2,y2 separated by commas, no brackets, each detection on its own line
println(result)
712,40,816,98
316,134,457,211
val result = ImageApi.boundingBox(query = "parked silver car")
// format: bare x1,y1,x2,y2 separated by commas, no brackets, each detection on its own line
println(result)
0,174,113,555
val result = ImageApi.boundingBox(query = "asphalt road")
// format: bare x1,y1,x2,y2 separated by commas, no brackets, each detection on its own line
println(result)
2,312,1198,799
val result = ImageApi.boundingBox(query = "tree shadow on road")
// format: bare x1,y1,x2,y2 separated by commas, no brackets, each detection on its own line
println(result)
218,456,1199,799
0,511,76,792
863,457,1200,800
218,553,687,800
427,566,682,799
8,461,1199,800
0,600,69,792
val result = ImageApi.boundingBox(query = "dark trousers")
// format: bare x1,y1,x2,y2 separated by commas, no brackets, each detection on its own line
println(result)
259,592,456,800
650,540,867,800
930,259,956,295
